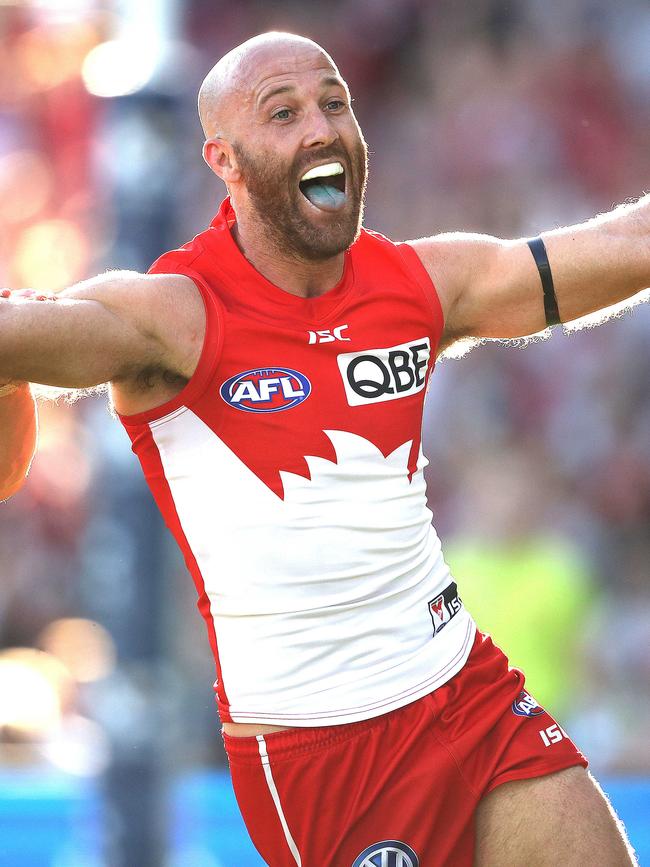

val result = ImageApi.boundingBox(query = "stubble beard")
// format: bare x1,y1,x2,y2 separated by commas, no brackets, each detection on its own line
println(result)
232,137,368,262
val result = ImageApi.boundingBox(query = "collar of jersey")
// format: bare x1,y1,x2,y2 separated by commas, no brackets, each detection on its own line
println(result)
206,197,356,325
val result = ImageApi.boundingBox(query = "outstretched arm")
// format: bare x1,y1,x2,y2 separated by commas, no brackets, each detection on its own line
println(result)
409,194,649,349
0,272,204,499
0,271,204,389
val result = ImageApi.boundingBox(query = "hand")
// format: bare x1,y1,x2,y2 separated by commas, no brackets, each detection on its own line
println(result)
0,289,57,387
1,288,58,302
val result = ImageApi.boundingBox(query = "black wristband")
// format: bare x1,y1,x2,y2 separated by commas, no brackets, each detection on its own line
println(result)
527,236,561,327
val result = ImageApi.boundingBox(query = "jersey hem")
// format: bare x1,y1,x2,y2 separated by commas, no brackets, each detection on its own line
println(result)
221,619,476,727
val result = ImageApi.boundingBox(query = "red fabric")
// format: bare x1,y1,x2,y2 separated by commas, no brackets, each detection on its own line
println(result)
225,632,587,867
118,198,446,721
121,198,444,495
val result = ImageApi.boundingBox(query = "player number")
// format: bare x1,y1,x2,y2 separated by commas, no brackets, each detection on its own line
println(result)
539,723,568,747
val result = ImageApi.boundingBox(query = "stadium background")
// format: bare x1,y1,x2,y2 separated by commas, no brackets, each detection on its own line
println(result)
0,0,648,864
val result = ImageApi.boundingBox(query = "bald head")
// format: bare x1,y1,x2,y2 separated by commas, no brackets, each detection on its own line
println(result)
198,32,340,139
197,30,367,263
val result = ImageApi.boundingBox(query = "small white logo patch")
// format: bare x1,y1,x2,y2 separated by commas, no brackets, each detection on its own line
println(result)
308,325,350,344
337,337,430,406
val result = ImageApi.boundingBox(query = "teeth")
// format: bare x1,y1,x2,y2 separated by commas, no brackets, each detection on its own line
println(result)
300,162,344,182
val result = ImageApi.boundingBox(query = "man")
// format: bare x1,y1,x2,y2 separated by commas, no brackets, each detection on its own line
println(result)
1,31,647,866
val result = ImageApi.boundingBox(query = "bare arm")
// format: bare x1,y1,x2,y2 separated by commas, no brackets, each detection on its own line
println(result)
0,272,203,498
0,383,36,500
409,194,650,349
0,271,204,389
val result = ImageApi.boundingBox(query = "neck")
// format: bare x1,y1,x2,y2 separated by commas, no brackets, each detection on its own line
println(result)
231,215,346,299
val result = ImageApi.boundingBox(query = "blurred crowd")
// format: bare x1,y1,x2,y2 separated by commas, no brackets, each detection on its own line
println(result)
0,0,649,860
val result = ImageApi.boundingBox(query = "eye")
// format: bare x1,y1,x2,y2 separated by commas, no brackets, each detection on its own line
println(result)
272,108,292,121
325,99,346,111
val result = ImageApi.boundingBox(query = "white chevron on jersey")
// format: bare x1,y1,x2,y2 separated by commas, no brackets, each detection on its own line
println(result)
149,406,475,725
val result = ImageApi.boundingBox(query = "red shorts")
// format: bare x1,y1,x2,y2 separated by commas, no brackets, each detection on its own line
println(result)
224,632,587,866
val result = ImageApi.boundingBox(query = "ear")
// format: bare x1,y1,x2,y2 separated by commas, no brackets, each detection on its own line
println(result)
203,138,242,183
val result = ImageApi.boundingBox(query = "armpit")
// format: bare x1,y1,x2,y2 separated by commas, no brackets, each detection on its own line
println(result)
133,365,188,393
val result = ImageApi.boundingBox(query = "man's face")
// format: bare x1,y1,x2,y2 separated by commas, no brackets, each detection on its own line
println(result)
228,46,368,261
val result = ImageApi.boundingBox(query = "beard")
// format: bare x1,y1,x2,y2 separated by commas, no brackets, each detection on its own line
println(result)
232,134,368,262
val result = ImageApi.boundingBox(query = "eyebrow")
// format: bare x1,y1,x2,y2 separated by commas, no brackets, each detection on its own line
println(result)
257,76,347,108
258,85,294,108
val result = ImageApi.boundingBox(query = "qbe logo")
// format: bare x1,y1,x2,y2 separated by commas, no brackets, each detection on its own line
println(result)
337,337,430,406
220,367,311,413
428,581,463,636
352,840,419,867
512,690,545,718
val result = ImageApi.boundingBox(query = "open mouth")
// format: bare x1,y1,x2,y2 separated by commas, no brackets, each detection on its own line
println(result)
298,161,347,212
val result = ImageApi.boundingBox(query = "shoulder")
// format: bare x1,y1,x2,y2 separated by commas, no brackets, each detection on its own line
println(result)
61,269,196,296
354,226,422,270
407,232,507,268
61,270,202,317
356,226,400,252
149,231,209,277
62,271,205,373
406,233,512,323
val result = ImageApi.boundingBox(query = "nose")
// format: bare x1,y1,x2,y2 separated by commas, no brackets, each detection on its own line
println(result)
301,106,339,149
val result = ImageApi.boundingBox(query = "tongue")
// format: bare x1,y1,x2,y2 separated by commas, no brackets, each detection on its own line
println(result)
303,182,346,212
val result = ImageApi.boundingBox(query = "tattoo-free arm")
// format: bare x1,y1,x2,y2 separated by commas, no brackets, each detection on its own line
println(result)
409,194,650,347
0,271,190,388
0,272,203,498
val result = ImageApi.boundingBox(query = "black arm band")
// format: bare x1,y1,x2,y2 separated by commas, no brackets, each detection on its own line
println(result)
527,236,561,327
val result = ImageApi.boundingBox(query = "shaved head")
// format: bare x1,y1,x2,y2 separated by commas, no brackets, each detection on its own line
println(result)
198,32,340,139
198,31,367,264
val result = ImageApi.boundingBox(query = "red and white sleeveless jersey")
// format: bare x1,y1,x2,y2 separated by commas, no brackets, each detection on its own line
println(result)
119,199,476,726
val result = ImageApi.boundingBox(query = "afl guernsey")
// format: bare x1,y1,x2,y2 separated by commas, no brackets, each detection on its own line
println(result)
119,198,476,726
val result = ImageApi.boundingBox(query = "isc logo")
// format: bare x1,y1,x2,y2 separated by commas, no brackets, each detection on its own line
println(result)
337,337,430,406
308,325,350,344
220,367,311,413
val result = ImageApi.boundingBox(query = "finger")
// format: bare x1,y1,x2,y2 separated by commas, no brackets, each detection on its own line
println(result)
0,288,56,301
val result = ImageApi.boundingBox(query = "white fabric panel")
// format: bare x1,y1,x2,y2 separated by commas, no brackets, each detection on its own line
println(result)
150,408,475,725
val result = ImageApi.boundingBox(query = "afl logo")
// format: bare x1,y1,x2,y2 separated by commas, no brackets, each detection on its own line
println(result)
220,367,311,413
512,690,545,718
352,840,419,867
